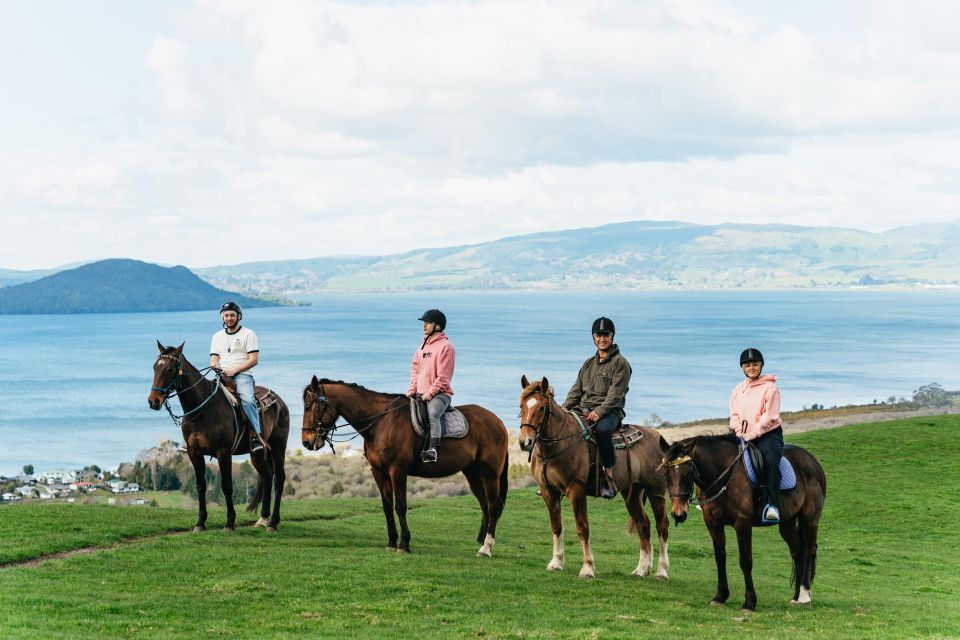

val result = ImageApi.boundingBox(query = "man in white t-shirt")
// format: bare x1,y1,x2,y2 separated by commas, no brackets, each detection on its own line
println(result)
211,301,263,452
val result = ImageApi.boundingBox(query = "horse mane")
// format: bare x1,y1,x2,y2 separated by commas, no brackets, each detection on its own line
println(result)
664,431,738,459
303,378,405,401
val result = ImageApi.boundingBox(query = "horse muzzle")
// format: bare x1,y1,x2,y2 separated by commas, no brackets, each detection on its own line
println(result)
147,393,164,411
519,437,534,452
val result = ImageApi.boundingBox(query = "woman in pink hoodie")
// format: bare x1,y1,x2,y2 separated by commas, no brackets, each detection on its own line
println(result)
730,347,783,523
407,308,455,463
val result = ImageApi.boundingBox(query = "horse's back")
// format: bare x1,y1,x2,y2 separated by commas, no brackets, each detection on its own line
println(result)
784,444,827,496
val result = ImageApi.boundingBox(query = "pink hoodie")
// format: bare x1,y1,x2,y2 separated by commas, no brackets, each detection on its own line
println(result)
729,374,781,441
407,332,455,397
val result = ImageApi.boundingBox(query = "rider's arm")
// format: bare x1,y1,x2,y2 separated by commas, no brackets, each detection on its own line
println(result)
229,351,259,375
750,385,782,439
210,354,221,369
428,342,455,398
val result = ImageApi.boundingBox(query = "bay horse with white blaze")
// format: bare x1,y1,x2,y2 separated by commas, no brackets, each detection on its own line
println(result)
148,342,290,532
301,376,509,556
661,433,826,610
519,376,671,579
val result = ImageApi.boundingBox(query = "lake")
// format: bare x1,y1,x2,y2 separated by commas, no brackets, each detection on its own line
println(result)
0,289,957,476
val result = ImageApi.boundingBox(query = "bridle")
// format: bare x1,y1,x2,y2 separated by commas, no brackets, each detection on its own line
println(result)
151,353,220,427
303,384,407,452
660,446,746,505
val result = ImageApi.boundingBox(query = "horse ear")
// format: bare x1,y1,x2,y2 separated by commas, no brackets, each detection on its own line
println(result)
157,340,164,353
174,342,184,355
659,435,669,452
311,375,319,389
521,375,529,389
541,377,549,393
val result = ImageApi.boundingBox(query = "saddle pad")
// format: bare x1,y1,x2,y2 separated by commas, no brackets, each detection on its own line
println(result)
409,399,470,439
743,446,797,490
219,384,279,412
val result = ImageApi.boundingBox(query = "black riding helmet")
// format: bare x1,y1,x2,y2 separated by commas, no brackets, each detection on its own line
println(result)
740,348,764,365
220,301,243,321
418,309,446,331
592,317,615,335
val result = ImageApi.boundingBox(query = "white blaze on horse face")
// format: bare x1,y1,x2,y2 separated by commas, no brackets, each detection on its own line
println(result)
525,396,539,409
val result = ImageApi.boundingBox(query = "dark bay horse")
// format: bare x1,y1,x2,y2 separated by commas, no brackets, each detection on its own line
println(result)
661,433,826,610
148,342,290,532
301,376,509,556
518,376,671,579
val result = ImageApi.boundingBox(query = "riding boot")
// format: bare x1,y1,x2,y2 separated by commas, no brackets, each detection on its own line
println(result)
600,468,618,499
421,437,440,464
250,428,265,453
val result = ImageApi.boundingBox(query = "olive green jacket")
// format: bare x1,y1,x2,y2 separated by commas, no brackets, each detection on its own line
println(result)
562,344,632,419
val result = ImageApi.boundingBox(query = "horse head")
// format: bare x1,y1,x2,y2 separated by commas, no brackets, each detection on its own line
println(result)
302,375,340,450
148,341,185,410
659,438,697,526
518,375,553,452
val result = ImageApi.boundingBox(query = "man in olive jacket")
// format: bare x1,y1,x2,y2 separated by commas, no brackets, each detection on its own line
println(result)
563,317,632,499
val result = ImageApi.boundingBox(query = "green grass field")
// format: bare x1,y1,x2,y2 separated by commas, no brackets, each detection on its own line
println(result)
1,416,958,639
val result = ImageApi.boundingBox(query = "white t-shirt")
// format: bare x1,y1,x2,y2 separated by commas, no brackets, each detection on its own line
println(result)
210,327,259,371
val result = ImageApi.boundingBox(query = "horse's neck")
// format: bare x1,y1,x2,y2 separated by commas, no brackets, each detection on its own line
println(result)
176,358,217,411
693,440,739,487
545,399,581,439
331,385,392,439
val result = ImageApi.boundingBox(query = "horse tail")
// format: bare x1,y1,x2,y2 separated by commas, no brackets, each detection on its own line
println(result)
625,518,637,536
246,479,264,513
498,451,509,513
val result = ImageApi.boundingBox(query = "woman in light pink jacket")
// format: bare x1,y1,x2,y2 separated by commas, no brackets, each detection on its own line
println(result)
730,347,783,523
407,308,455,463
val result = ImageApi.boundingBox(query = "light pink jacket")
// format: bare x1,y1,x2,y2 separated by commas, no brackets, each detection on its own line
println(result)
407,332,455,397
729,374,781,441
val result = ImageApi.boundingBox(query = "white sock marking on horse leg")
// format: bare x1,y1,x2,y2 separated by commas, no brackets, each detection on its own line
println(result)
547,531,564,571
798,587,811,604
579,539,595,579
477,533,495,557
633,542,651,577
656,538,669,579
254,517,269,528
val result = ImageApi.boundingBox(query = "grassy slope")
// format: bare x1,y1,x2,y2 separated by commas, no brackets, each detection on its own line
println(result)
0,417,958,639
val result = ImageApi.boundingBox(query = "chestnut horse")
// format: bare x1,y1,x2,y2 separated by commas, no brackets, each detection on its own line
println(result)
301,376,509,556
518,376,671,579
661,433,826,610
148,342,290,532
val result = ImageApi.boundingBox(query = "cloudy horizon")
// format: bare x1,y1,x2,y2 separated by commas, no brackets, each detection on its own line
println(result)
3,1,960,270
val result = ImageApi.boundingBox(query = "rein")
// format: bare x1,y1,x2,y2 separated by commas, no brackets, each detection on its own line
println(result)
152,354,220,427
523,392,590,490
664,446,746,505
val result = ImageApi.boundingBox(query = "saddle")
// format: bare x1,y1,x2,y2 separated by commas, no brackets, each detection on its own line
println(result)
569,408,644,498
219,375,281,445
742,441,798,526
409,397,470,440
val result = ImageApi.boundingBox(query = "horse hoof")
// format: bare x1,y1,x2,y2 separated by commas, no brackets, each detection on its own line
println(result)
476,548,492,558
386,546,397,551
709,600,725,607
547,562,563,572
631,569,648,578
740,606,755,613
192,526,205,533
789,599,798,605
254,518,270,528
656,573,669,581
578,568,595,579
397,547,411,555
267,526,278,533
222,526,235,532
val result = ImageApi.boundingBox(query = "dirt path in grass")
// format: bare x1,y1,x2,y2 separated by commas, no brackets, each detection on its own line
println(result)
0,513,344,570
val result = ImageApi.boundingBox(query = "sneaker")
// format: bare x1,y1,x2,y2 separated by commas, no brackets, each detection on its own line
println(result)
250,436,265,454
420,448,438,463
762,504,780,523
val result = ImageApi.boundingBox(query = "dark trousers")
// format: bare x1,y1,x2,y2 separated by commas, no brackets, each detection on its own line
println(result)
594,413,620,468
752,426,784,509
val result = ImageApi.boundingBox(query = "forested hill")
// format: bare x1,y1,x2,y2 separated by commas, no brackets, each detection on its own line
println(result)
195,219,960,294
0,259,275,314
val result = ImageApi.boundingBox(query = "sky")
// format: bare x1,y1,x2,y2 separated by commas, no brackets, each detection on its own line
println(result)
1,0,959,270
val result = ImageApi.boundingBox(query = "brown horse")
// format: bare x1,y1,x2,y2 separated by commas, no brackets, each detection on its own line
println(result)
660,433,826,610
518,376,671,579
148,342,290,532
301,376,509,556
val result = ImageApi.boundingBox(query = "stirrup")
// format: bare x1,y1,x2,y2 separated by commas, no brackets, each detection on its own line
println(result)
250,435,265,453
761,504,780,523
600,472,618,500
421,448,438,463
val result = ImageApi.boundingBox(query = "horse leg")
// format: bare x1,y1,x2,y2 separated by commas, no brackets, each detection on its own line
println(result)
476,469,502,558
798,516,820,606
779,519,804,604
707,523,730,605
464,468,489,546
268,445,285,532
623,487,653,577
250,452,272,528
217,452,236,530
189,451,208,532
734,522,757,611
570,488,595,579
390,469,412,553
649,492,671,580
543,487,564,571
371,467,398,550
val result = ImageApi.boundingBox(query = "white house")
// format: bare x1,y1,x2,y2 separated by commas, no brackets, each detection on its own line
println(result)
1,492,21,501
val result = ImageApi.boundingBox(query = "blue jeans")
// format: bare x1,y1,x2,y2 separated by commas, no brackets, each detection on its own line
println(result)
234,373,261,434
426,393,451,443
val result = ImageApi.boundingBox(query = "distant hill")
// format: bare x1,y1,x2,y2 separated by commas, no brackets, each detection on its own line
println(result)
0,259,276,314
195,219,960,293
